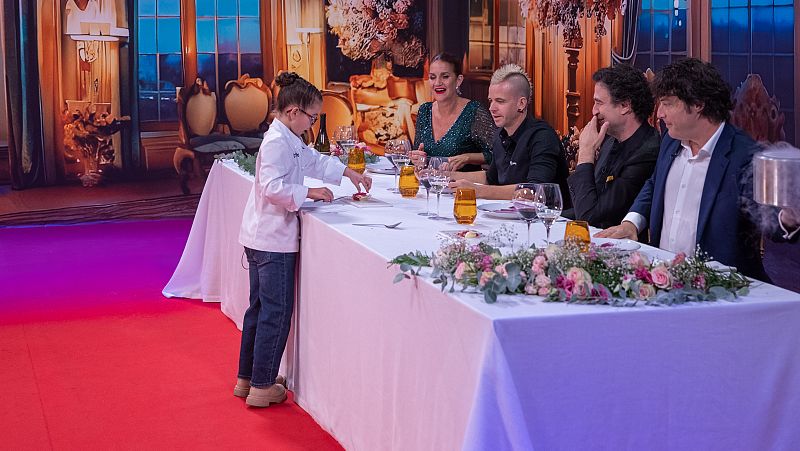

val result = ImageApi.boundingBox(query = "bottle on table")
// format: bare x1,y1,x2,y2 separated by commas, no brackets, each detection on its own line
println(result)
314,113,330,155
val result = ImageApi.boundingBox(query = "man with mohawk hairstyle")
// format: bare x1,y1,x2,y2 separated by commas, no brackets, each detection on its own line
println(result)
448,64,570,204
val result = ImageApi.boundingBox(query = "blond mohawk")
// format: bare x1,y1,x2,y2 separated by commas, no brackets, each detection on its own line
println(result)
491,64,532,100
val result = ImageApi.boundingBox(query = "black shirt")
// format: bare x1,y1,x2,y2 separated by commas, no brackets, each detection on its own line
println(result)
486,116,571,206
565,123,660,229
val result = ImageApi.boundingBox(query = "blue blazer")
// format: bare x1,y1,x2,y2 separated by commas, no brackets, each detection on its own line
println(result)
629,123,767,280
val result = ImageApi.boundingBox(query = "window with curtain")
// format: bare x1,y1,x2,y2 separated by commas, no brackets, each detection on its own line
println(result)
138,0,183,122
196,0,263,93
634,0,689,73
711,0,795,143
467,0,526,73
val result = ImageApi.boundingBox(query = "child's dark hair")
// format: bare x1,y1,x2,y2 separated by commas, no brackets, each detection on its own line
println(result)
274,72,322,112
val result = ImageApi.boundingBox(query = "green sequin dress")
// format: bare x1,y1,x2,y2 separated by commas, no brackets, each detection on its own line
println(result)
413,100,496,171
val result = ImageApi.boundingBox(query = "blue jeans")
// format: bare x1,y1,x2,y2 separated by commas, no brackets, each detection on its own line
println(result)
237,248,297,387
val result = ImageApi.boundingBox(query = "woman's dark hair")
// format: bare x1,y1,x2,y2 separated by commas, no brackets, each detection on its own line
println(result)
652,58,732,123
274,71,322,112
592,64,654,125
430,52,463,77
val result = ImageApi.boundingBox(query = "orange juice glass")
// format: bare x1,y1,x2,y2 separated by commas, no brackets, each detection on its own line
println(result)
453,188,477,224
398,164,419,198
347,147,366,174
564,220,591,250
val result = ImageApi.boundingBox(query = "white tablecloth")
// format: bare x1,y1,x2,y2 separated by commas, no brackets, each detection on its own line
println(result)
165,160,800,450
163,160,253,329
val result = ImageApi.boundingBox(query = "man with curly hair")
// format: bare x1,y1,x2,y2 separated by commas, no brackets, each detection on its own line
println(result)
598,58,798,280
564,64,660,229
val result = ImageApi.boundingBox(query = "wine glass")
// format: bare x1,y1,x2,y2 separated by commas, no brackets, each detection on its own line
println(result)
534,183,563,245
385,139,410,193
427,157,450,221
334,125,356,151
512,183,540,248
414,155,433,216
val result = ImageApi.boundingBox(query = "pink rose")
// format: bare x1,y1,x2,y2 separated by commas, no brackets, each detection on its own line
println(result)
635,267,653,283
531,255,547,275
454,262,466,281
494,264,508,278
566,267,592,286
524,283,537,295
650,264,672,289
538,287,550,296
672,252,686,266
693,274,706,290
638,283,656,300
535,274,551,289
628,251,650,268
479,271,493,287
555,275,575,299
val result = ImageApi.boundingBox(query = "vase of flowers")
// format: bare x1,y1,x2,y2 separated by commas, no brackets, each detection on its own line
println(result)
63,108,129,187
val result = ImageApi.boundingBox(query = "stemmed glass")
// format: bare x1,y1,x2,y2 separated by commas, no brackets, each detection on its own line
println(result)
414,155,433,216
385,139,411,193
534,183,563,245
333,125,356,152
512,183,540,248
427,157,450,221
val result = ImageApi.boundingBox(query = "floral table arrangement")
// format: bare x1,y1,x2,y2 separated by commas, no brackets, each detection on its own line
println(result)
62,108,130,186
215,151,257,175
391,230,751,305
331,142,380,165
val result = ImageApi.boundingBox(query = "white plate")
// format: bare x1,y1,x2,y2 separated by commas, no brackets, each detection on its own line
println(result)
367,167,397,175
437,229,484,241
477,202,520,220
366,156,394,172
593,238,641,252
706,260,736,272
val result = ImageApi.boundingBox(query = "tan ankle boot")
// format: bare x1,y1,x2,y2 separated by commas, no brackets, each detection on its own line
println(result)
234,376,286,399
245,383,287,407
233,378,251,398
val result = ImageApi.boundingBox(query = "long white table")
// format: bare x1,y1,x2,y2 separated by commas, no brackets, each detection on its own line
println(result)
165,159,800,450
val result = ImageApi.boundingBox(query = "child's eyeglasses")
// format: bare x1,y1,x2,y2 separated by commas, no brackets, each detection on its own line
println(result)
297,108,318,125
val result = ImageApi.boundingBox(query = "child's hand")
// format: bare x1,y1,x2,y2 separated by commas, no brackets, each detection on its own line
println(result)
308,187,334,202
345,168,372,193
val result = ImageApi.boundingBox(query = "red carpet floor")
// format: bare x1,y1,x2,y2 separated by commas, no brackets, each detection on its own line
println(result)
0,219,342,450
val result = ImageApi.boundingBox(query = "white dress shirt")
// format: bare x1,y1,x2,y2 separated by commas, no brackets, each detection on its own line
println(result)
624,122,726,255
239,119,346,253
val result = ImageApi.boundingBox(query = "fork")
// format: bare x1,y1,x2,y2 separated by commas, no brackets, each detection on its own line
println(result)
352,222,402,229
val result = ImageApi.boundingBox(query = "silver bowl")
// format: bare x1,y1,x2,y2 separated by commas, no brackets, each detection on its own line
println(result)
753,146,800,208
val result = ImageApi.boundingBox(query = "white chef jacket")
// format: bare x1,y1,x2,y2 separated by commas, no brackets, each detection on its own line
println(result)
239,119,346,252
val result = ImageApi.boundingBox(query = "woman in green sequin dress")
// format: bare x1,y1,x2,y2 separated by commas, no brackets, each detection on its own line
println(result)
412,53,496,172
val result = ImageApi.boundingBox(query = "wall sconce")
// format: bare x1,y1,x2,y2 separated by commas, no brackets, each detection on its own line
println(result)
64,1,129,42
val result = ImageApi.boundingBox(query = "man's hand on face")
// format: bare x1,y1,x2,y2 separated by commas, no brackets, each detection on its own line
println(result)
576,116,609,166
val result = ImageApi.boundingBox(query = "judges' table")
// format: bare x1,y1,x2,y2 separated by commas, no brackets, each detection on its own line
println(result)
166,160,800,451
163,160,254,328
